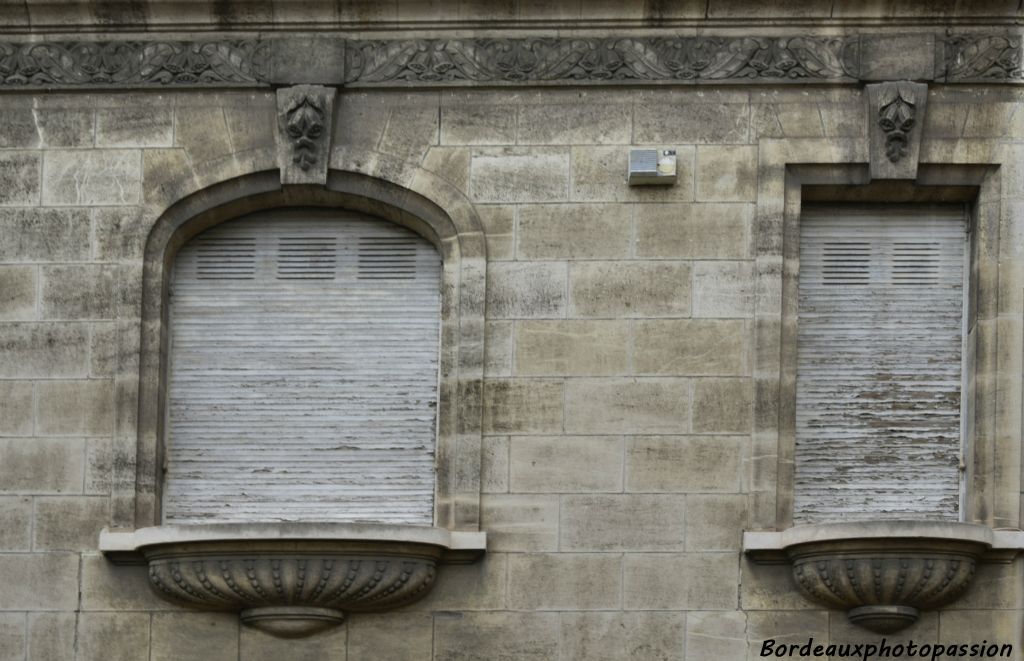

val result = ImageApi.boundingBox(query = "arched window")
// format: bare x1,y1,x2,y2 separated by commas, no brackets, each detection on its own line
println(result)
162,208,442,525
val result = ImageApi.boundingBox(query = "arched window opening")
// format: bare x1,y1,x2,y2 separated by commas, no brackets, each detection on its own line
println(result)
163,208,442,525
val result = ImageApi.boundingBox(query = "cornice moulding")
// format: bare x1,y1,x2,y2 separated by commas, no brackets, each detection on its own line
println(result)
0,33,1020,90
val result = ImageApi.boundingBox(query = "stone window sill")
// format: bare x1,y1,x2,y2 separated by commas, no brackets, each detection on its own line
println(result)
100,523,486,637
744,521,1023,633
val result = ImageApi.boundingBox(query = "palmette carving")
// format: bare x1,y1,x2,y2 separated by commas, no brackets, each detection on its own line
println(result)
0,40,268,86
876,82,917,163
345,36,859,84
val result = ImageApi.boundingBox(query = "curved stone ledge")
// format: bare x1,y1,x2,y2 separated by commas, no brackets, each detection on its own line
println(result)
100,523,486,637
744,521,1023,634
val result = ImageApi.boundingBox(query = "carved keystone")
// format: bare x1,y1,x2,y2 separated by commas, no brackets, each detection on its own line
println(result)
276,84,335,185
866,81,927,180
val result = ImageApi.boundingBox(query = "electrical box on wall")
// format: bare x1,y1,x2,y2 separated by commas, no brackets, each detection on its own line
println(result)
628,148,677,186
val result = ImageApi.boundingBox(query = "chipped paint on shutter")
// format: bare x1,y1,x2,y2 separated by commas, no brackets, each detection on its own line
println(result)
794,206,966,524
163,210,441,524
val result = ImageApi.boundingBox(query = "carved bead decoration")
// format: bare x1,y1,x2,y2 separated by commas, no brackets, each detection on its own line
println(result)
148,553,438,613
786,537,986,634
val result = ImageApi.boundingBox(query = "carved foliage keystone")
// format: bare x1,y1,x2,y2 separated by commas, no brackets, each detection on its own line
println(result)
866,81,927,180
276,84,335,185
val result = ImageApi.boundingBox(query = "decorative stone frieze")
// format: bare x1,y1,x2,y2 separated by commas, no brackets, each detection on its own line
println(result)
745,522,1023,634
0,40,268,87
100,523,486,638
276,85,335,185
344,36,860,84
945,34,1023,82
0,33,1022,89
866,81,927,180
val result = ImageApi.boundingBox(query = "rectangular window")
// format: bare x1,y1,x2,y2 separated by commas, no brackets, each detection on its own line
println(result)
794,205,968,523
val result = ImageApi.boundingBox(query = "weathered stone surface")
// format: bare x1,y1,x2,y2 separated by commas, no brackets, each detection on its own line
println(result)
151,613,238,661
859,34,936,81
561,494,687,551
509,436,623,492
486,262,566,319
685,611,747,661
483,378,563,433
81,553,167,611
33,496,109,551
347,613,433,661
0,151,41,206
0,108,92,148
0,209,90,262
565,378,690,434
635,203,753,259
476,205,514,260
481,435,510,493
514,320,629,375
517,204,630,259
40,265,116,320
36,380,114,435
0,613,24,661
239,624,347,661
745,612,829,659
508,553,622,610
695,145,758,201
480,494,559,552
0,324,90,378
0,554,79,609
0,382,33,436
42,150,141,205
634,319,750,376
692,378,753,433
686,494,746,551
560,612,685,661
471,148,570,203
0,439,84,494
434,612,559,661
0,497,31,551
27,612,76,661
484,320,513,376
441,105,517,145
623,553,738,609
423,146,471,194
625,436,742,493
692,261,755,318
77,613,151,661
635,102,749,144
96,107,174,147
569,262,691,318
518,102,632,145
174,107,233,164
0,266,37,321
409,552,507,611
938,611,1021,651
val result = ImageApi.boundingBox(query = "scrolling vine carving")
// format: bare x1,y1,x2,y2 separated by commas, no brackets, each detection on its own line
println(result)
0,40,268,86
344,36,860,84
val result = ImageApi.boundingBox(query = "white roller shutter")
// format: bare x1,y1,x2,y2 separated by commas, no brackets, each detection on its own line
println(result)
163,210,442,524
794,205,967,524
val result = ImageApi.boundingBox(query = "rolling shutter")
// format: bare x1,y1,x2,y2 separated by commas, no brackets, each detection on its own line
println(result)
794,206,966,523
163,210,441,524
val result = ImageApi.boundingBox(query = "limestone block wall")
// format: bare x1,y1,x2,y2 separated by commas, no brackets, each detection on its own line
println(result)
0,26,1023,661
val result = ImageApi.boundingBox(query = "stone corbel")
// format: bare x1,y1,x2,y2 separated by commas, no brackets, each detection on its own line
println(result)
866,81,927,180
276,84,336,186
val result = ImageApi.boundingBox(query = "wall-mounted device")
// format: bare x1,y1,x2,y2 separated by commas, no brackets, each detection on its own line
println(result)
628,148,677,186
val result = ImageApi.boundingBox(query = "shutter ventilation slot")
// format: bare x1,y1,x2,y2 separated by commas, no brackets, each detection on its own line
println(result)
195,237,256,280
276,237,337,280
358,236,418,280
822,242,871,286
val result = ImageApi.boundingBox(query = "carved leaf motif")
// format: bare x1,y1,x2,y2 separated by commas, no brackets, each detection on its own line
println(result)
786,37,847,78
946,35,1022,80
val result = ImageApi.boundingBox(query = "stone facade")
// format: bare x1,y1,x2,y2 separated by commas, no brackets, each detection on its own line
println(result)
2,1,1024,659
